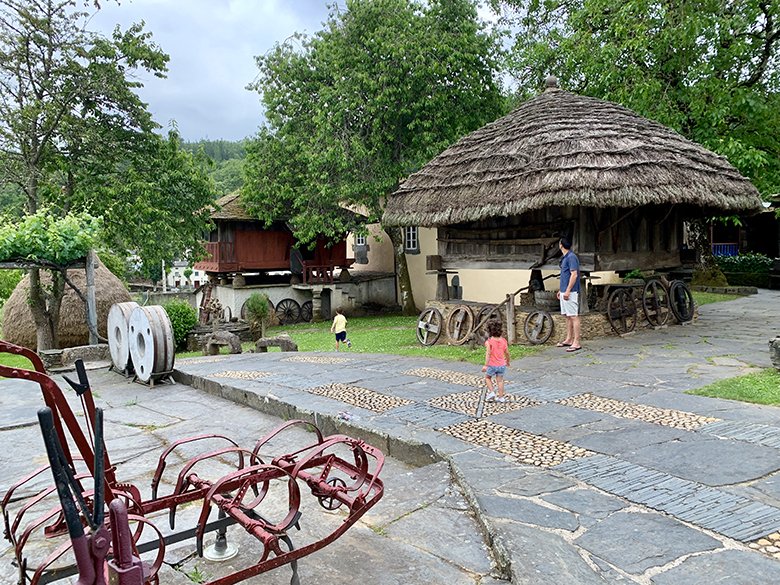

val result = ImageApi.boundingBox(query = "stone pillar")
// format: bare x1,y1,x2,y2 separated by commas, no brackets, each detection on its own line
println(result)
436,271,449,301
311,288,323,322
770,337,780,370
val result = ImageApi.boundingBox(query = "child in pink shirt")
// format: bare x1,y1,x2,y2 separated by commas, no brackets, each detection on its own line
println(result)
482,319,510,402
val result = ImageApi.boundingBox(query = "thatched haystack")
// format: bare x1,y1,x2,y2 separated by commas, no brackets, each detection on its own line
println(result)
383,77,763,227
3,256,131,350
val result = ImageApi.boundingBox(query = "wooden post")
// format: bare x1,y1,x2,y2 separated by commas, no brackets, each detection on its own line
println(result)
435,271,449,301
86,250,98,345
506,293,516,344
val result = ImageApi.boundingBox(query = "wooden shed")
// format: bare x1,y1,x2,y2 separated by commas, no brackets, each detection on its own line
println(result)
195,193,351,283
382,77,764,275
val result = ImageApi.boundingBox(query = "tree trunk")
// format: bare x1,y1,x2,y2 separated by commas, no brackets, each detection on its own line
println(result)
385,225,417,316
28,267,65,350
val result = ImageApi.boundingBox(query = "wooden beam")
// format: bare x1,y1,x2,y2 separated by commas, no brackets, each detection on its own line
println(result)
439,237,560,246
86,250,98,345
0,260,85,270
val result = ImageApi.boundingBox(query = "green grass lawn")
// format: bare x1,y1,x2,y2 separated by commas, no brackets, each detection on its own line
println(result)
688,369,780,406
691,291,741,306
0,352,35,371
178,314,539,366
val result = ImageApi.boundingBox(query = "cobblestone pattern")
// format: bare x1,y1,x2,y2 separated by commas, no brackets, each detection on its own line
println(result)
557,393,720,430
438,419,592,467
306,383,413,413
555,453,780,543
211,370,271,380
699,420,780,449
281,355,353,364
404,367,486,388
750,532,780,560
428,390,538,417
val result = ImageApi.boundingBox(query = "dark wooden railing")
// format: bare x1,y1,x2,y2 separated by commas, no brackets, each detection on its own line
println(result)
204,241,236,264
302,262,335,284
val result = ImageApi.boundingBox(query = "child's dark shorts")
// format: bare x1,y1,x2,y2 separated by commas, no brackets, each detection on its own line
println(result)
335,331,347,342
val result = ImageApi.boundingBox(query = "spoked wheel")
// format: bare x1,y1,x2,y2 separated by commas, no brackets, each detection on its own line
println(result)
275,298,301,324
473,305,505,346
317,477,347,510
523,310,554,345
669,281,695,323
606,288,637,334
446,306,474,345
642,280,670,327
300,300,313,322
416,308,443,346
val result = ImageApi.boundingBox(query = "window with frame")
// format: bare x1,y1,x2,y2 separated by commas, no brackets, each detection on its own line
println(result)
355,234,367,246
404,226,419,254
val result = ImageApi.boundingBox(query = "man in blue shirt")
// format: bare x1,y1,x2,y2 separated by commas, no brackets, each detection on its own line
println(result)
556,238,581,351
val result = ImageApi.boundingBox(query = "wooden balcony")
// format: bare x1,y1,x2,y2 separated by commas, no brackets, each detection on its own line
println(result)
195,242,237,273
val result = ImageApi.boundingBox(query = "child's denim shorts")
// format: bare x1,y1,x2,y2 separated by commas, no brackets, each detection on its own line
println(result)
485,365,506,377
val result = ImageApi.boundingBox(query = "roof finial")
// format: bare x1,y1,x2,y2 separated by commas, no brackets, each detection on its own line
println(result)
544,75,559,91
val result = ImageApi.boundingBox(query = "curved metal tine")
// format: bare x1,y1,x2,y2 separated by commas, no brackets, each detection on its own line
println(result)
279,534,300,585
253,420,326,463
151,434,240,499
29,537,75,585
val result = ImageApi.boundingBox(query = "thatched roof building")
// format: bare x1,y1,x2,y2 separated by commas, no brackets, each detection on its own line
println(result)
3,256,131,350
382,77,764,273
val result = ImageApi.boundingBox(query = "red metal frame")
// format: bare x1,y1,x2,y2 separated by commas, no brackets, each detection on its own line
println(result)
1,341,384,585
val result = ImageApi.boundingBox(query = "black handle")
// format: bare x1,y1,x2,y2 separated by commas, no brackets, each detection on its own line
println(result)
38,408,85,539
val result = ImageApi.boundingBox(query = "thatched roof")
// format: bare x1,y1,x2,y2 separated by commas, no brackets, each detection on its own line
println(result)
211,192,256,221
3,256,131,351
383,78,764,227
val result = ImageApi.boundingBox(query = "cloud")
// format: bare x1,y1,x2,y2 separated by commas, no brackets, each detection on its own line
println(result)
90,0,333,141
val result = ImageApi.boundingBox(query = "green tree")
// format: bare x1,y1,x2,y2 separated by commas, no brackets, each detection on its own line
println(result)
244,0,505,314
490,0,780,196
0,1,215,349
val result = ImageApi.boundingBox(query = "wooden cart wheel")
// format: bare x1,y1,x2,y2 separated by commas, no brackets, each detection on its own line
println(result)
416,307,443,346
642,280,670,327
275,298,301,324
606,288,637,334
669,281,695,323
473,304,505,346
524,310,554,345
446,306,475,345
300,300,313,322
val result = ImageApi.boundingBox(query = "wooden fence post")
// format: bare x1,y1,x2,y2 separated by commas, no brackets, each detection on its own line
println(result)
506,293,516,344
86,250,98,345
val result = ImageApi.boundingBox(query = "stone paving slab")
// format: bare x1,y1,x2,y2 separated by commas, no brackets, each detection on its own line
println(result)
574,510,723,575
4,289,780,583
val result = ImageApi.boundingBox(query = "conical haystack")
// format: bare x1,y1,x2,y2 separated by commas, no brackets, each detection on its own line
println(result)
2,256,131,350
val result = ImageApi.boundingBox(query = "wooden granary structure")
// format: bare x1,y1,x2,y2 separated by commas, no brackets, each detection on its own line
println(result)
383,77,764,275
195,193,351,283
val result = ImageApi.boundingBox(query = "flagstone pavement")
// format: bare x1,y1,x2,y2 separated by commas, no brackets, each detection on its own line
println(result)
2,289,780,584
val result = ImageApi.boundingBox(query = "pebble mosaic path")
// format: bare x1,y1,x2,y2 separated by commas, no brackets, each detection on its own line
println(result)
173,290,780,581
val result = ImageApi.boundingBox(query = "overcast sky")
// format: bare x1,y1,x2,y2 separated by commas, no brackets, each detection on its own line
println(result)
90,1,336,142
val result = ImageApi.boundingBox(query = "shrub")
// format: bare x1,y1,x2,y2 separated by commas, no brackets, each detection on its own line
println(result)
691,265,728,287
0,269,23,302
163,299,198,350
715,253,772,287
244,292,271,340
